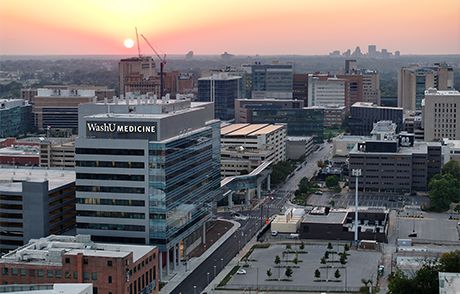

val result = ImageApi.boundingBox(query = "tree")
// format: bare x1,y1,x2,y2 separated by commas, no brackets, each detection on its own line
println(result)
274,255,281,265
324,251,330,259
266,268,272,278
285,266,293,279
300,242,305,250
321,257,326,264
442,160,460,180
326,176,339,188
315,269,321,279
286,244,292,250
317,160,325,168
428,173,460,211
334,269,341,279
327,242,333,250
344,244,350,251
340,254,347,265
439,250,460,272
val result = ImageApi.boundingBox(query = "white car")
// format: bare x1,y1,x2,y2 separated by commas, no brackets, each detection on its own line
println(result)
234,214,249,221
236,268,247,275
271,230,278,236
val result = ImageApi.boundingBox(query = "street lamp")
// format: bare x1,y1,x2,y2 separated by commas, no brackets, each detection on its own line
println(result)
193,285,197,294
207,272,210,284
352,169,362,246
213,265,217,276
220,258,224,269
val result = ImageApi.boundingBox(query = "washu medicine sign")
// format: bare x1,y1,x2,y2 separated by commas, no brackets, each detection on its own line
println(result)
86,121,158,140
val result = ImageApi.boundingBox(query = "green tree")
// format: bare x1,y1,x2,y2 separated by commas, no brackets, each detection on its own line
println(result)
274,255,281,265
315,269,321,279
439,250,460,272
340,254,347,265
327,242,333,250
266,268,272,278
442,160,460,180
321,257,326,264
317,160,325,168
344,244,350,251
429,174,460,211
334,269,341,279
298,177,310,194
286,244,292,250
324,251,330,259
271,161,296,186
285,266,293,279
326,176,339,188
300,242,305,250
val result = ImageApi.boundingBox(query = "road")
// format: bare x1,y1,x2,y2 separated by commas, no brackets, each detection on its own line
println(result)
170,141,333,294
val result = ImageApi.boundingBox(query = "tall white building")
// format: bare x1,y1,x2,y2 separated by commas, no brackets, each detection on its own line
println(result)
423,88,460,141
307,76,346,107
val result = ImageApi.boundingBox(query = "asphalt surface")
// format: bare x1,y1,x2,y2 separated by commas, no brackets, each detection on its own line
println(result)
169,142,333,294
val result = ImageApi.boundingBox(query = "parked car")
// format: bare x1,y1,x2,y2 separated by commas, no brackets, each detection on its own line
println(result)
236,268,247,275
271,230,278,236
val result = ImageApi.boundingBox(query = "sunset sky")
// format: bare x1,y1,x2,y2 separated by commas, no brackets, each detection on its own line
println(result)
0,0,459,55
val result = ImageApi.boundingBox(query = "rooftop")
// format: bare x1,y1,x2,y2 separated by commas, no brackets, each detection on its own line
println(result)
286,136,314,142
424,88,460,96
221,123,284,136
0,235,155,266
303,211,348,224
0,145,39,156
199,73,242,81
0,168,75,192
352,102,403,110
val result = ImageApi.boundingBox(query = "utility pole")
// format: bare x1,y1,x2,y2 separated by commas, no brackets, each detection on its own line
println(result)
352,169,362,246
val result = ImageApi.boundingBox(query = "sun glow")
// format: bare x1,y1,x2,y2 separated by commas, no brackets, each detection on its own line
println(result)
123,38,135,49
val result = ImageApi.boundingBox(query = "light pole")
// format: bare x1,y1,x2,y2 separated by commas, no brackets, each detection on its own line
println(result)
213,265,217,277
220,258,224,269
352,169,362,246
207,272,210,284
193,285,197,294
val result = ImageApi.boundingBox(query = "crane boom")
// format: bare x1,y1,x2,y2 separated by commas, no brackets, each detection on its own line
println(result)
140,34,167,98
135,27,141,57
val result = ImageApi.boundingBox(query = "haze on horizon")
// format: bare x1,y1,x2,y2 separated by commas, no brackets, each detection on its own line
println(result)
0,0,459,56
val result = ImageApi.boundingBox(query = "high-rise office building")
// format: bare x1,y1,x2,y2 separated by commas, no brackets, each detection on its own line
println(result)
293,74,309,106
0,99,32,137
398,63,454,111
307,76,346,107
76,96,220,278
423,88,460,141
119,57,158,96
337,74,364,110
362,70,381,104
345,59,358,74
368,45,377,57
244,63,293,99
197,73,242,121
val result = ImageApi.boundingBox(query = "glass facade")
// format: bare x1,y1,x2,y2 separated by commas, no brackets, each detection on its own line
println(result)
148,122,220,247
197,78,242,121
0,103,32,137
247,107,324,141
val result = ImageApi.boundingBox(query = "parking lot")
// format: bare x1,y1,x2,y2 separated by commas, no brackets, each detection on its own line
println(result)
224,243,382,291
397,212,460,242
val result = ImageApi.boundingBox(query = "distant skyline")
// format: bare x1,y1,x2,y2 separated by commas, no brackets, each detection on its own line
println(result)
0,0,459,56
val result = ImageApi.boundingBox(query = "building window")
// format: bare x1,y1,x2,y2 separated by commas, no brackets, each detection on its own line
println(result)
108,276,112,283
2,268,8,276
65,258,70,264
47,270,54,278
83,272,90,281
12,268,18,276
92,272,97,280
73,272,78,279
107,260,113,267
65,272,71,279
55,270,62,278
83,258,88,265
38,270,44,277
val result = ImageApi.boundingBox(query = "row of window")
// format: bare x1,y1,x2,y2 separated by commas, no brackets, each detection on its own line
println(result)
76,173,144,181
77,222,145,232
77,211,145,219
76,160,145,169
76,148,144,156
76,186,145,194
76,198,145,207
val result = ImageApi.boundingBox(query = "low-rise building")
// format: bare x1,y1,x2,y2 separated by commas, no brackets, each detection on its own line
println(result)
0,284,92,294
305,105,346,128
332,135,372,157
286,136,314,160
39,138,76,168
349,102,403,136
0,145,39,166
220,123,286,177
299,207,388,242
0,168,75,253
0,234,159,294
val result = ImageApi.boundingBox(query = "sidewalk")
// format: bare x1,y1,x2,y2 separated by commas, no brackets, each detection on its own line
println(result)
160,218,240,294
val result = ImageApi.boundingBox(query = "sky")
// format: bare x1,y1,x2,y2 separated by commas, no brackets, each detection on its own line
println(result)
0,0,459,55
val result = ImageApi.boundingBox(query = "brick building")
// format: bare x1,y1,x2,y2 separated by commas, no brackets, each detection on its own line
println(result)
0,235,159,294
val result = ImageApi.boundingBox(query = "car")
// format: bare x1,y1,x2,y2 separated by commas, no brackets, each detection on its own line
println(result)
236,268,247,275
271,230,278,236
314,191,323,195
234,214,249,221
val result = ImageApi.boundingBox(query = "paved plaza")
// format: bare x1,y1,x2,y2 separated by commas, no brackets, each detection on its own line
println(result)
223,243,382,291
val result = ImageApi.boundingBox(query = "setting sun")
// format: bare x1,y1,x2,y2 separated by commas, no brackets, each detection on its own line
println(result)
123,38,135,49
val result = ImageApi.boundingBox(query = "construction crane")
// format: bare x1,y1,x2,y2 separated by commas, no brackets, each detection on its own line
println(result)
140,34,167,98
135,27,142,58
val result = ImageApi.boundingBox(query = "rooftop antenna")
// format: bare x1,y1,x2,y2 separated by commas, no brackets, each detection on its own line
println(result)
135,27,142,58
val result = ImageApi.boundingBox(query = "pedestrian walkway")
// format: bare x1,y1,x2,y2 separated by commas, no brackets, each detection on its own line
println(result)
160,219,240,294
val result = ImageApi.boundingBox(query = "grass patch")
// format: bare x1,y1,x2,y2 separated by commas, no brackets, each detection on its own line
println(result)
217,265,240,287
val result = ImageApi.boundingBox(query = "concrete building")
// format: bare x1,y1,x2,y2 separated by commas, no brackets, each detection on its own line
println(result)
299,207,388,242
332,135,372,157
443,139,460,164
349,102,403,135
307,75,346,107
0,99,32,138
362,70,381,105
32,88,100,133
0,234,159,294
292,74,309,106
398,63,454,111
349,134,442,193
0,284,92,294
118,57,158,96
76,96,220,278
345,59,358,74
244,63,293,99
286,136,315,160
0,168,76,253
403,111,424,141
235,99,324,141
21,85,115,104
220,123,286,177
39,138,76,168
306,105,346,128
423,89,460,141
197,73,242,121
